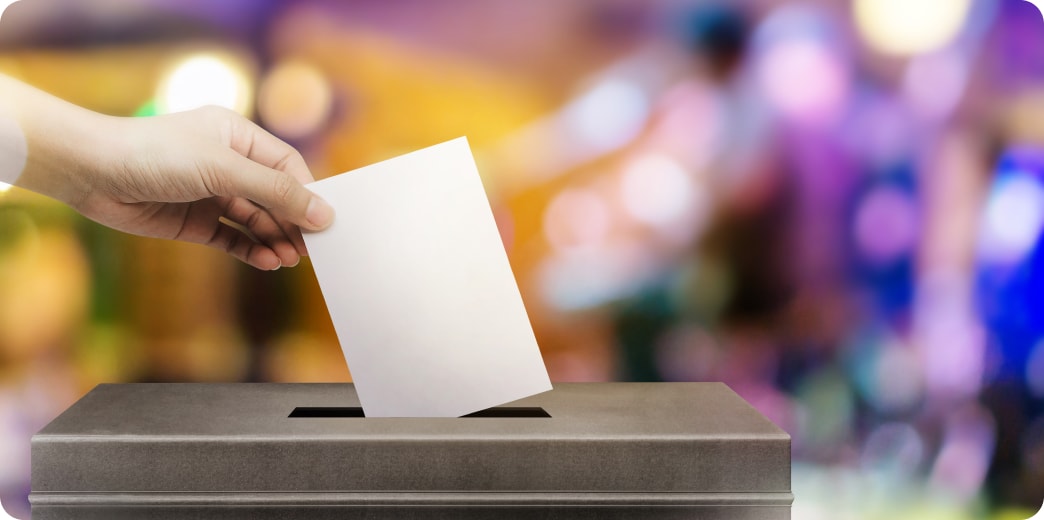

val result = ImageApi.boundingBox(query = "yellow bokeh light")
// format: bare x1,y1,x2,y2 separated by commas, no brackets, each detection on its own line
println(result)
258,60,333,139
854,0,971,56
0,182,12,193
156,54,253,116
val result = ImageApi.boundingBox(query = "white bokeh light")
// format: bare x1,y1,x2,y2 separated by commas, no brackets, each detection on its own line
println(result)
564,79,649,153
620,154,697,229
157,54,252,116
979,173,1044,265
854,0,972,56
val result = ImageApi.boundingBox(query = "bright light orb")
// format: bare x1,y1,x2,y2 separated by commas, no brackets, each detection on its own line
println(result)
854,0,972,56
752,6,850,126
258,61,334,139
0,182,11,193
564,79,649,153
157,54,253,116
757,38,848,125
620,154,696,229
979,173,1044,265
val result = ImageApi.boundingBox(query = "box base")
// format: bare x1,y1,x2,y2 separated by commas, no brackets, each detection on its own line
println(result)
32,491,791,519
32,383,793,519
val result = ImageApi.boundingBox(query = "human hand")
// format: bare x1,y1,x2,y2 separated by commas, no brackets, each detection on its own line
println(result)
73,106,335,270
2,73,334,270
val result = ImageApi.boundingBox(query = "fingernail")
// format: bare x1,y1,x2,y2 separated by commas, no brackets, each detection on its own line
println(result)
306,196,335,230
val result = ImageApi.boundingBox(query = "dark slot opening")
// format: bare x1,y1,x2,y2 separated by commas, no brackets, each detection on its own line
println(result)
289,407,365,418
288,406,550,418
462,407,550,418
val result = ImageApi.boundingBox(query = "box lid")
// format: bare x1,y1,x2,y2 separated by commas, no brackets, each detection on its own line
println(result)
32,383,790,494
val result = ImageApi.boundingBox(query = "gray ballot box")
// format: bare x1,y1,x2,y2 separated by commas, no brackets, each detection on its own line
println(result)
31,382,792,519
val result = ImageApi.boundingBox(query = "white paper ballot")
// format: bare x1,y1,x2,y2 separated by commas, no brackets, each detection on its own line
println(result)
303,137,552,417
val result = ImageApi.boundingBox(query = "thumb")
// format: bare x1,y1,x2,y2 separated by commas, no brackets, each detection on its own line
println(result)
212,151,334,231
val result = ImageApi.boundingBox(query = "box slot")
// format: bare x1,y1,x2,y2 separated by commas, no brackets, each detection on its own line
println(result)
288,407,551,418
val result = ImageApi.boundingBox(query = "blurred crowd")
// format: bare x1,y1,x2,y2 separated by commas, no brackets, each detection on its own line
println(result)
2,0,1044,517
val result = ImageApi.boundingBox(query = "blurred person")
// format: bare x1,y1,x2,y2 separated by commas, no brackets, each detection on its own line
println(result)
0,73,335,271
606,3,795,383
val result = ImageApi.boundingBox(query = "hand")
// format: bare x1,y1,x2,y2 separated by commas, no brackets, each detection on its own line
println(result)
75,106,335,270
2,73,334,270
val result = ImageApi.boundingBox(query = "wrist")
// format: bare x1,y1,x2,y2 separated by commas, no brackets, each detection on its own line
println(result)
1,76,114,209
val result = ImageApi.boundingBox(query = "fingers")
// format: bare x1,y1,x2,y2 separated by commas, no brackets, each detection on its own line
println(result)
172,198,300,270
197,106,334,234
210,150,334,233
224,115,316,185
208,219,283,271
221,197,301,267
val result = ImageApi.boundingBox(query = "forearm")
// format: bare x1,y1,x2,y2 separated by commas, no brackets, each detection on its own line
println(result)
0,73,330,269
0,73,113,207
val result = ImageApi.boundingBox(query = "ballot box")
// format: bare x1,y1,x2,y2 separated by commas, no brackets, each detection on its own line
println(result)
31,383,792,519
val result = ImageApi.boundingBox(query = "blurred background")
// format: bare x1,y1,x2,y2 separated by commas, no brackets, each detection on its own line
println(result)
1,0,1044,517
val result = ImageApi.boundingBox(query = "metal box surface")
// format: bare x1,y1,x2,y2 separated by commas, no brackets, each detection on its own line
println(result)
31,382,791,519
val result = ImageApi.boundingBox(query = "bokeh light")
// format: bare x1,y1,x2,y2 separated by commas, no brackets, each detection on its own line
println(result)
258,60,333,140
913,289,985,400
757,39,847,124
539,240,654,311
563,79,649,154
619,154,699,229
543,188,612,251
861,422,924,477
978,172,1044,266
852,185,920,266
156,54,252,116
0,218,89,360
929,405,995,501
856,337,924,413
753,8,850,126
0,182,11,193
902,49,969,121
854,0,972,56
